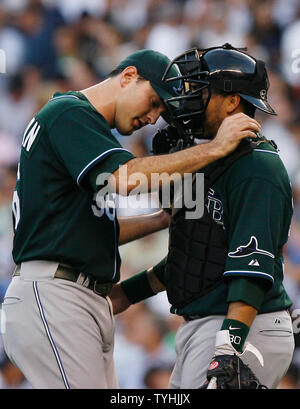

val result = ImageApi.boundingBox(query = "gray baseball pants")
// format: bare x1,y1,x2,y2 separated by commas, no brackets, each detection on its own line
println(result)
0,261,118,389
169,311,295,389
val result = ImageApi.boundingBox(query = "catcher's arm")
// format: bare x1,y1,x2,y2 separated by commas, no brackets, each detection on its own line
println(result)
219,301,257,353
201,274,270,389
202,301,267,389
109,260,166,315
118,209,170,245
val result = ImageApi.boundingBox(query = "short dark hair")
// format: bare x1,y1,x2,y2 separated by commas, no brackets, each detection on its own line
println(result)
212,88,256,118
106,67,146,83
106,68,123,78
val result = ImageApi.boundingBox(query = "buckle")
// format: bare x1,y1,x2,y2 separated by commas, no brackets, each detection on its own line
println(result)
93,281,112,297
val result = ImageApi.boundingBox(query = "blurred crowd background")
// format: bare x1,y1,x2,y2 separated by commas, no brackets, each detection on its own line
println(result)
0,0,299,389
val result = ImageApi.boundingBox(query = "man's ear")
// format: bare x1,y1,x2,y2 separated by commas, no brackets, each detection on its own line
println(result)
226,94,241,114
120,66,139,87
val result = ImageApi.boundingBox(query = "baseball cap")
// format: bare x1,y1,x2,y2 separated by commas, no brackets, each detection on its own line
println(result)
116,49,180,102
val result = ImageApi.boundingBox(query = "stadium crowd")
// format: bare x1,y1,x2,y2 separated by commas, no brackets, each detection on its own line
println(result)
0,0,299,389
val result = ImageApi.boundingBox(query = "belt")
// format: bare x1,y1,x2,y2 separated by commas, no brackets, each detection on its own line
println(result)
183,314,203,322
13,265,113,298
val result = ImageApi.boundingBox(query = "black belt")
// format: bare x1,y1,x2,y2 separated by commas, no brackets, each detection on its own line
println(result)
183,314,203,322
13,265,113,298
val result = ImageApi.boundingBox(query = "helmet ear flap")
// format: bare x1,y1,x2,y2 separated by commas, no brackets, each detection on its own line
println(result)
238,59,277,115
255,60,269,90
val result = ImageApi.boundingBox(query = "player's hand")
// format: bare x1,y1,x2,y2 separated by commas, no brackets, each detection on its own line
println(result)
210,113,261,158
108,283,131,315
200,354,266,389
200,329,266,389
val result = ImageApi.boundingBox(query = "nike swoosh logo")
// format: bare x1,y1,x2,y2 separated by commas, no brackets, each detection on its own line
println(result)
229,325,240,330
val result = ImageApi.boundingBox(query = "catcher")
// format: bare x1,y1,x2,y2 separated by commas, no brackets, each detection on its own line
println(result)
110,44,295,389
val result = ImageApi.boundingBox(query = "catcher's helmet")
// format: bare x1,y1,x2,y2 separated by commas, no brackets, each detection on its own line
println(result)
162,43,276,136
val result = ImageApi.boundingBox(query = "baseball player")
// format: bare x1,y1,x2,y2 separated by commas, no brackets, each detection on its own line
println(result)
0,49,258,389
111,44,295,389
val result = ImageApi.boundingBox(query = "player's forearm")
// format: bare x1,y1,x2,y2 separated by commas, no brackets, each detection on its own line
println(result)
118,209,170,245
112,113,261,194
147,266,166,293
226,301,258,327
119,261,167,307
112,142,219,194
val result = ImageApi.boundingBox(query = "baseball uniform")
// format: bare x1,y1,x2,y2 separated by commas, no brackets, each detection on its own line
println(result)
1,91,135,388
157,141,295,388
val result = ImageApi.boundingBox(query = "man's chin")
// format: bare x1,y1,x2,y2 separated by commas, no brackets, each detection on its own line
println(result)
115,126,133,136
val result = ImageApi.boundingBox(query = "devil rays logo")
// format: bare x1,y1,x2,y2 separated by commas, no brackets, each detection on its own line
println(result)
228,236,274,259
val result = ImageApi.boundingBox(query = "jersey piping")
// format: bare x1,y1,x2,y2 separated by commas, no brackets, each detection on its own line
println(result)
76,147,132,186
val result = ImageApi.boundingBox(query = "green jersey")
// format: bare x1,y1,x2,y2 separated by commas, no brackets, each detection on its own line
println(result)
171,141,293,316
12,91,135,282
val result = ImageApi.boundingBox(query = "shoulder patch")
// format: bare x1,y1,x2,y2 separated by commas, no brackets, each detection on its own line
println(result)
228,236,274,259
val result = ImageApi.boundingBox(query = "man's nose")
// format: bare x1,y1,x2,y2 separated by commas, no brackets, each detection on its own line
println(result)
147,109,163,125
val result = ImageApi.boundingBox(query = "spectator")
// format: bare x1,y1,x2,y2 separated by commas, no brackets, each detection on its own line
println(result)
17,2,64,79
249,0,282,67
114,303,176,388
145,1,191,59
280,17,300,89
0,7,26,76
144,364,173,389
0,73,38,142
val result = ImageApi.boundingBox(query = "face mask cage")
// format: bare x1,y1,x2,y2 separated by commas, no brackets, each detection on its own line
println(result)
162,48,212,140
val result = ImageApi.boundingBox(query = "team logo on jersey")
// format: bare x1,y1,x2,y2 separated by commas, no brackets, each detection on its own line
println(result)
228,236,274,259
248,259,260,266
206,188,224,227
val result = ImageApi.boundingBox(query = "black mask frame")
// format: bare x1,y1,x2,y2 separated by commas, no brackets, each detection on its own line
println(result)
162,49,212,139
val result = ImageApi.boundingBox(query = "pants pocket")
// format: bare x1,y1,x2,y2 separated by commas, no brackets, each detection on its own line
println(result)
259,329,293,337
2,296,22,305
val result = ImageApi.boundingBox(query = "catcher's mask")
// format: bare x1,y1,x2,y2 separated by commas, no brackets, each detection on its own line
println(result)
162,43,277,140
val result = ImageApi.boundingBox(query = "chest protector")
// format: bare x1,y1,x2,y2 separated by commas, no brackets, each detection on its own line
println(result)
165,140,255,309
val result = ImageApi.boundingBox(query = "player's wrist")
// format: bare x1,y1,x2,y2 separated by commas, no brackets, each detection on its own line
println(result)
206,139,225,160
120,270,156,304
221,318,250,352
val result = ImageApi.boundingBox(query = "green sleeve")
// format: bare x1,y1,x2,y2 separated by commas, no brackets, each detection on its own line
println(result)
120,256,167,304
121,270,156,304
48,107,134,189
227,276,270,311
224,177,291,286
152,256,167,285
87,153,135,192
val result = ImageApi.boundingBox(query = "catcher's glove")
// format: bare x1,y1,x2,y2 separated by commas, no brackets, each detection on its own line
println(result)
201,354,267,389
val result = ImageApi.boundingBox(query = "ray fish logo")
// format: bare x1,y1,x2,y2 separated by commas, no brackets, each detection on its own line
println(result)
228,236,274,259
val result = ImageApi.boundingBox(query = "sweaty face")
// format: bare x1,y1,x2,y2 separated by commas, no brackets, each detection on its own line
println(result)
115,79,165,135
